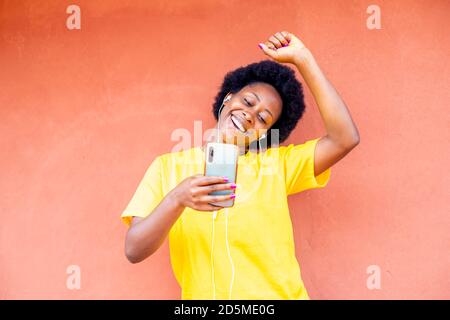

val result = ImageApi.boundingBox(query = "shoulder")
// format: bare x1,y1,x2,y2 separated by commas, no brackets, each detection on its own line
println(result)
263,139,317,157
277,138,321,157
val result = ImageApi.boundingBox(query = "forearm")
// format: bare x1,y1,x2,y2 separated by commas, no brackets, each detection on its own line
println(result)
295,49,360,147
125,191,185,263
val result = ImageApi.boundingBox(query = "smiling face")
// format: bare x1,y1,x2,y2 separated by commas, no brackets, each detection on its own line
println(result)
218,82,283,148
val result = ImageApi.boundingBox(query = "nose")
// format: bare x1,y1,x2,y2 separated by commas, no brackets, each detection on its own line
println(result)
242,110,254,125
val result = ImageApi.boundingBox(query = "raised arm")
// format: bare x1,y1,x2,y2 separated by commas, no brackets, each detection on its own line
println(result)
259,31,360,176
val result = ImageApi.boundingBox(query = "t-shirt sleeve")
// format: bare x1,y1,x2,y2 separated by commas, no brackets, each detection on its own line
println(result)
120,156,164,227
283,137,331,195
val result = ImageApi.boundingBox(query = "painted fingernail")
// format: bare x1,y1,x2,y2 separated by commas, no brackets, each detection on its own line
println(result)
230,194,236,199
258,43,263,49
230,183,237,189
223,177,229,182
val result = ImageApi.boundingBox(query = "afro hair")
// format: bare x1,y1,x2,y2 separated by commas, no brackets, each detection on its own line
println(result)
212,59,305,146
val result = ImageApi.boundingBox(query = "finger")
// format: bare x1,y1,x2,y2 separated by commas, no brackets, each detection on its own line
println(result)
280,31,292,43
274,32,288,46
194,182,236,195
200,193,236,204
196,204,224,212
258,42,277,59
264,41,276,50
269,35,282,49
195,175,229,186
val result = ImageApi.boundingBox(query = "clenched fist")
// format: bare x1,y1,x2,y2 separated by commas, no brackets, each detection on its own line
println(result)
258,31,310,66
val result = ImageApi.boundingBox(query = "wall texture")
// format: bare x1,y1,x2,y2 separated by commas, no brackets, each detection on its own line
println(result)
0,0,449,299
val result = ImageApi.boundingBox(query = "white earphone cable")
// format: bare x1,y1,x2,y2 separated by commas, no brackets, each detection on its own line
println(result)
224,207,235,300
216,95,229,143
211,210,217,300
210,207,235,300
210,94,235,300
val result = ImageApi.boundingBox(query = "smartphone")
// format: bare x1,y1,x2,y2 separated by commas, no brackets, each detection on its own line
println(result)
204,142,239,207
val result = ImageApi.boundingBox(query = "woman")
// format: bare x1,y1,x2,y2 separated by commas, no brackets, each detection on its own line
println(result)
121,31,360,300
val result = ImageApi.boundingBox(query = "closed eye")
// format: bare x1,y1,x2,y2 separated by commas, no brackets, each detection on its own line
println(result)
244,98,266,124
258,115,266,124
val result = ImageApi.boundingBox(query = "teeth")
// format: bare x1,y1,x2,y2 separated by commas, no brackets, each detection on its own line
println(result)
231,115,245,132
231,115,246,133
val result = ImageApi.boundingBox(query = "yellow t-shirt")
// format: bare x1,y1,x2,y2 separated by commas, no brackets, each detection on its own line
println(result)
121,137,331,299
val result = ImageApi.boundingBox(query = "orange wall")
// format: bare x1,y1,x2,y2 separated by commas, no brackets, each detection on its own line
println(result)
1,0,449,299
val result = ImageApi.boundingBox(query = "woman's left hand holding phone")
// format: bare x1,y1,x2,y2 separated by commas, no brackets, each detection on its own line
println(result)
170,174,236,211
124,174,236,264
